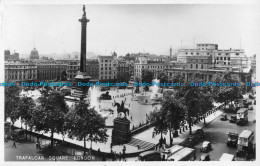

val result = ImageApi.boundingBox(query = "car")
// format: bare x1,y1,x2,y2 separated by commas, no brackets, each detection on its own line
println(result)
220,113,228,121
200,154,210,161
227,132,238,147
200,141,212,153
229,115,237,123
249,94,255,99
248,105,253,110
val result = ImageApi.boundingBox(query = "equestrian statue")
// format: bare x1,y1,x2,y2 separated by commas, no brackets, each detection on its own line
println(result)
113,101,129,118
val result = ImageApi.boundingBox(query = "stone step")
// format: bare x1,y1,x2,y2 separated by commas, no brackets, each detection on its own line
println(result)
127,138,155,150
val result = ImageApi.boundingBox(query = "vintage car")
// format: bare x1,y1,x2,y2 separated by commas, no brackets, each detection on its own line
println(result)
227,132,238,147
220,113,228,121
200,154,210,161
248,105,253,110
229,115,237,123
200,141,212,153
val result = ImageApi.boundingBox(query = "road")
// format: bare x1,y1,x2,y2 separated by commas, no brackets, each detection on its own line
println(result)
194,99,256,161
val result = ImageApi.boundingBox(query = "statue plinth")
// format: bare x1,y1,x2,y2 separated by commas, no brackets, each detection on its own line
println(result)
112,117,131,145
65,72,91,101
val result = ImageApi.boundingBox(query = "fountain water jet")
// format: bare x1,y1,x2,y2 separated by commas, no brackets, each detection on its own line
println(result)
88,86,100,111
150,78,160,100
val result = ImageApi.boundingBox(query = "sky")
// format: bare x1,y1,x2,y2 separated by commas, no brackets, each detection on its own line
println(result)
2,4,260,56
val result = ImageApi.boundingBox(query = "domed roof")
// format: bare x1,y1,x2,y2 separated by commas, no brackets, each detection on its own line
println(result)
30,47,39,59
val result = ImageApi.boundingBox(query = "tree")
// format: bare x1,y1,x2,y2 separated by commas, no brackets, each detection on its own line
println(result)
211,72,243,108
66,101,108,156
17,96,35,138
198,89,214,124
157,71,168,93
141,69,154,91
60,71,67,81
162,90,185,146
169,72,184,90
149,108,168,143
29,90,69,147
5,86,21,124
176,82,201,135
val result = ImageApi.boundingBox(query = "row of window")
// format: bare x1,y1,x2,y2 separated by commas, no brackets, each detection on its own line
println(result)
185,52,240,56
135,65,164,69
100,60,115,62
216,57,231,61
100,64,117,66
100,76,117,80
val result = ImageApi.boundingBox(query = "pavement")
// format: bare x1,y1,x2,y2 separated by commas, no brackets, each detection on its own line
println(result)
133,110,223,146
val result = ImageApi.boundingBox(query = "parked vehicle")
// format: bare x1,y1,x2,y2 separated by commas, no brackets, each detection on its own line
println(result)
11,129,26,142
248,105,253,110
200,154,210,161
200,141,212,153
227,132,238,147
161,145,184,160
229,115,236,123
236,108,248,125
236,130,254,160
220,113,228,121
180,129,204,148
249,94,255,99
138,151,161,161
219,153,235,161
243,100,249,108
167,147,196,161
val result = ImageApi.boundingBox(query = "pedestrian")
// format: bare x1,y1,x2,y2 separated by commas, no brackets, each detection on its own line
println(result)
119,152,122,161
111,151,115,161
114,151,117,161
122,150,126,160
102,155,106,161
12,141,16,148
98,148,101,159
130,116,132,121
5,135,8,142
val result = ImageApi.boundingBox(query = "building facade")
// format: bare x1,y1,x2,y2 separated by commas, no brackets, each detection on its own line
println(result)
165,43,252,92
134,56,165,79
36,61,67,81
98,52,118,82
5,61,37,83
86,59,99,80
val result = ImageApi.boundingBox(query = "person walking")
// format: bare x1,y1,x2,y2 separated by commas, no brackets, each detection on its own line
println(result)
122,146,126,160
98,148,101,160
12,141,16,148
119,152,122,161
102,155,106,161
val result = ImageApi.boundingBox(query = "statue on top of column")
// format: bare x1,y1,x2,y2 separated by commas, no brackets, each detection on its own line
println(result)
83,5,86,15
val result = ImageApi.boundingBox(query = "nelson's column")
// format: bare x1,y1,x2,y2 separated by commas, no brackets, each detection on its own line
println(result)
68,5,91,101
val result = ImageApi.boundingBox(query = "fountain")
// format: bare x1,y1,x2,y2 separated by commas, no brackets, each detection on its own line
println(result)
150,78,160,100
87,86,114,117
88,86,100,111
